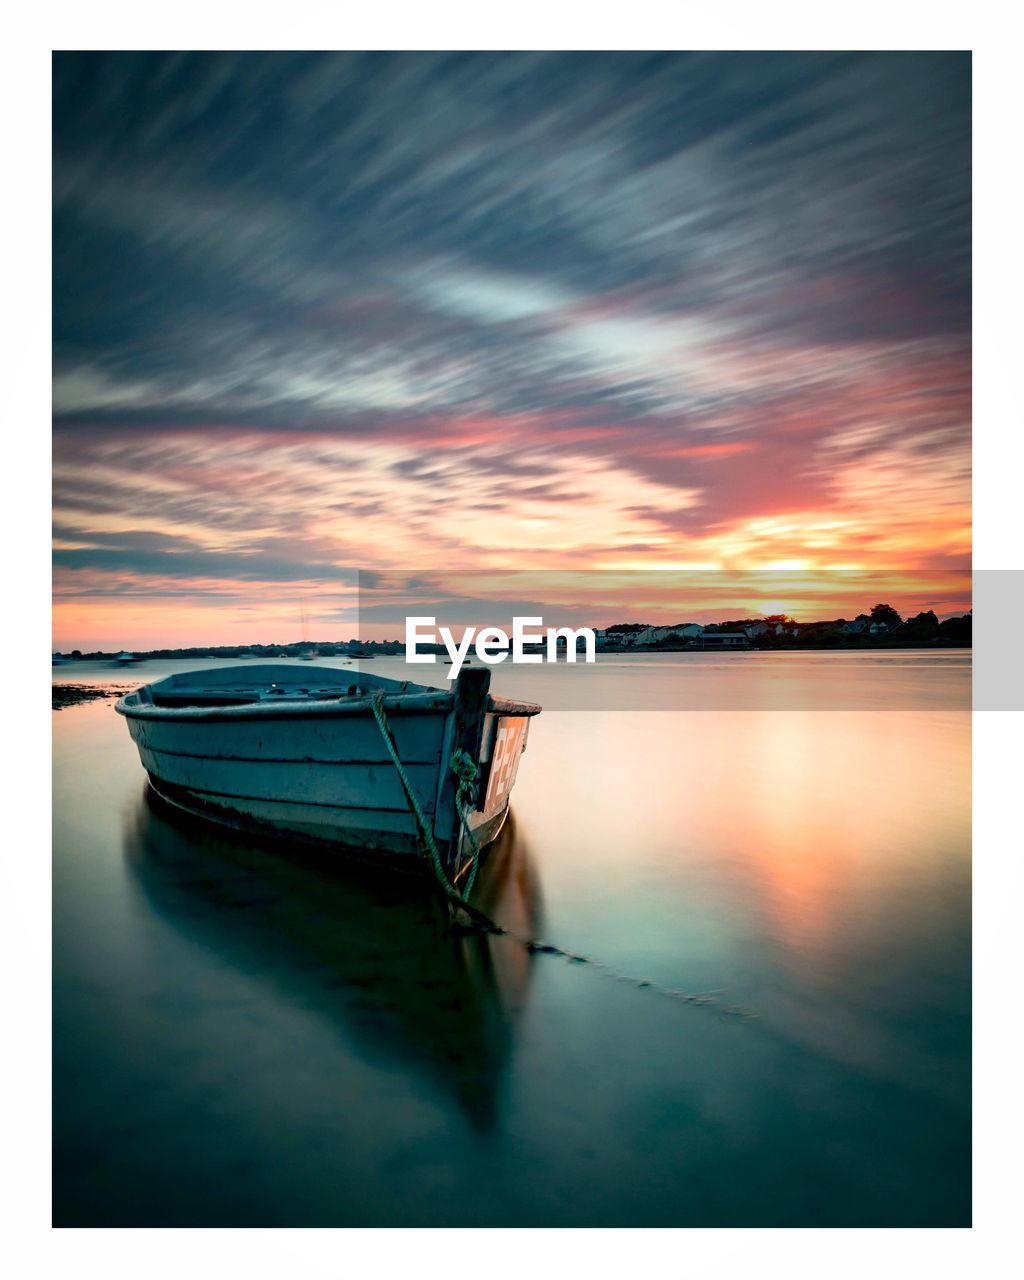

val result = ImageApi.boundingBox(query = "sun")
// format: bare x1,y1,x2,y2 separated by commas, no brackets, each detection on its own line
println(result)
753,600,797,618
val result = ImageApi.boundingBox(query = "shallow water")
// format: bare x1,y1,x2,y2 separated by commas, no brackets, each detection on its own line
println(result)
53,652,970,1225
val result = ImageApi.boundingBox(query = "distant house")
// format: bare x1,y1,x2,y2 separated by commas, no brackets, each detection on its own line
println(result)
633,623,703,645
595,627,641,648
701,631,750,649
745,622,770,638
838,616,870,635
596,624,650,648
600,623,704,647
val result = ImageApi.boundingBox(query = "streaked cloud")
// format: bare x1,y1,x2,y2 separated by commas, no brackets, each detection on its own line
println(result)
52,52,970,646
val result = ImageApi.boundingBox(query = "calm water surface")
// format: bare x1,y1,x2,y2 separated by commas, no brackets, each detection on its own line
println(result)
53,652,970,1225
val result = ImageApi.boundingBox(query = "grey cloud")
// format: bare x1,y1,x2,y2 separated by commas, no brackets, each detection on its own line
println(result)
54,52,969,429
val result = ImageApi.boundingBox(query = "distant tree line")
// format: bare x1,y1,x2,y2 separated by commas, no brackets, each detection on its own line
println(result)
598,604,971,651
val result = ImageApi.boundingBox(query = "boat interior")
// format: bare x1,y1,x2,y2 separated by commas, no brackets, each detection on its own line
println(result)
123,664,441,710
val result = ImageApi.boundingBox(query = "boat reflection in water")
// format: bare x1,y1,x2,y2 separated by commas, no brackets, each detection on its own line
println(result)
123,785,543,1130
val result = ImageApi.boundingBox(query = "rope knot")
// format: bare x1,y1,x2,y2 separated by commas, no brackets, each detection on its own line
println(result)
450,747,479,800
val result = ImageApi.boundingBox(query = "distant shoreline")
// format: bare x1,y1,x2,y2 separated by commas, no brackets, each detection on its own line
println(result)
52,684,133,710
52,639,972,663
597,639,972,654
51,611,973,663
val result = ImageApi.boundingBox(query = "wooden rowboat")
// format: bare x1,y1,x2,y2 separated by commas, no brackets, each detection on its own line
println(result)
115,664,540,882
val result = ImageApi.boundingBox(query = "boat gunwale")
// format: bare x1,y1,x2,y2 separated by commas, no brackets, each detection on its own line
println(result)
116,691,542,722
114,663,541,721
116,689,452,721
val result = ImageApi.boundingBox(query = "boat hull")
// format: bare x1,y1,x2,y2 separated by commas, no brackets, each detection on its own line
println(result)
143,771,511,861
116,664,538,874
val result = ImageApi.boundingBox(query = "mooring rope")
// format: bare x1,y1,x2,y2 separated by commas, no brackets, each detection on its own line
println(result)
449,746,483,897
369,690,497,932
369,689,754,1019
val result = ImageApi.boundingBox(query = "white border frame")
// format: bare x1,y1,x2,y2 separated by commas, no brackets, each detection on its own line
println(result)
8,6,1021,1274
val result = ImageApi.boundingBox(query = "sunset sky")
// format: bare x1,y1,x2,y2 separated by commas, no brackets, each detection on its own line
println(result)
53,52,970,648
